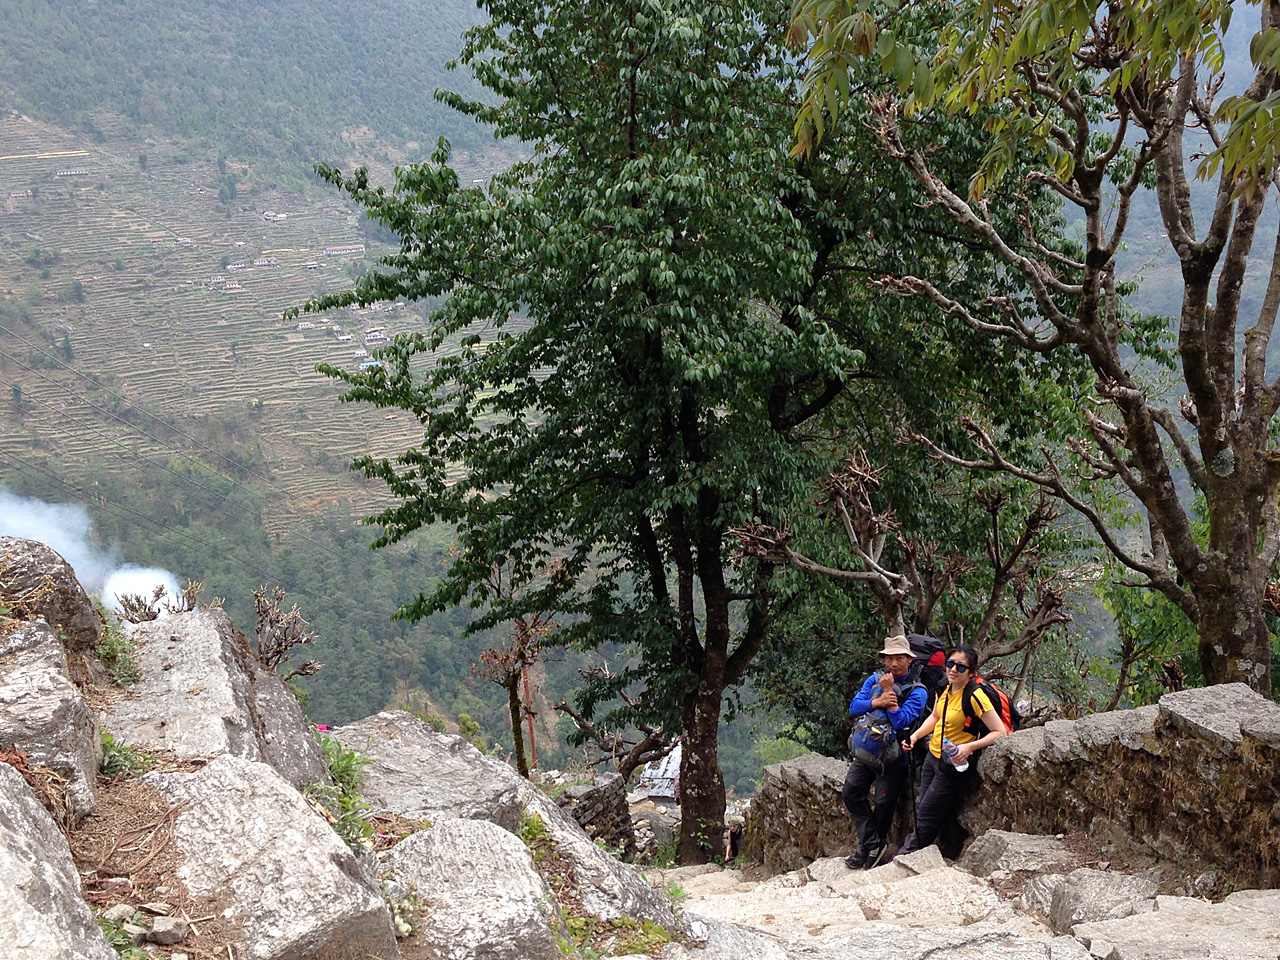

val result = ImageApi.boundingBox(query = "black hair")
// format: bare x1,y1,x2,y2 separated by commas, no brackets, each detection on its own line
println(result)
947,644,979,672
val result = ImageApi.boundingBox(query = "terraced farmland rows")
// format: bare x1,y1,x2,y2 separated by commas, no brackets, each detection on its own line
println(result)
0,114,497,536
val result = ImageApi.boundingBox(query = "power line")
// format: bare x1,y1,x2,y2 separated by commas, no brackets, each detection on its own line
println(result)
0,340,409,573
0,450,281,583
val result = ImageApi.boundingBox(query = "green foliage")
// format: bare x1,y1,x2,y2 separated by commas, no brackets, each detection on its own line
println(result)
100,731,151,777
97,624,142,686
309,733,374,851
638,838,679,869
97,917,148,959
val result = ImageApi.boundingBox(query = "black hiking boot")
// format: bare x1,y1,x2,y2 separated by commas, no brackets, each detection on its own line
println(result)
844,847,868,869
862,843,885,869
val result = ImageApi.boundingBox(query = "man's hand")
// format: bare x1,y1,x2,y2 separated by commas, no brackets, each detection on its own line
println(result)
871,690,899,710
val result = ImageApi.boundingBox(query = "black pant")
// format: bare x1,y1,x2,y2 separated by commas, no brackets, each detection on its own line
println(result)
841,758,907,852
899,752,972,855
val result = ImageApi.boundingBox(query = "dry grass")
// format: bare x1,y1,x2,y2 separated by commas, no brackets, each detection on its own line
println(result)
68,773,243,959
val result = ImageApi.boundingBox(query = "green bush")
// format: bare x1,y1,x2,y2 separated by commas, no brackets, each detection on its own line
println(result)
97,625,141,685
307,732,374,851
100,731,151,777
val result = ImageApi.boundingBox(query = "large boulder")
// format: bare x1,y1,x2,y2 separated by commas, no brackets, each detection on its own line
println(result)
0,761,116,959
958,831,1075,879
333,711,524,830
1047,868,1158,935
146,755,399,960
0,621,100,823
962,687,1280,889
0,537,103,653
334,711,680,932
101,609,326,791
382,818,562,960
1071,891,1280,960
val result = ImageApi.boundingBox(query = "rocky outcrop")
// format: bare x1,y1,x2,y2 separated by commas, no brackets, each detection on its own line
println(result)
102,609,326,791
333,711,525,830
0,620,100,823
963,685,1280,890
0,537,103,653
146,755,399,960
0,761,115,960
382,818,562,960
335,710,680,932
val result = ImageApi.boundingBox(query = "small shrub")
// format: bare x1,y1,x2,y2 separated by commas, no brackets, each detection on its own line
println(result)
97,626,141,685
98,917,148,959
384,884,425,939
100,731,151,777
307,733,374,852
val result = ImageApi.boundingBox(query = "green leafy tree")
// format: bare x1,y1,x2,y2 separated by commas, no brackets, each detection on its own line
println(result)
299,0,869,861
790,0,1280,695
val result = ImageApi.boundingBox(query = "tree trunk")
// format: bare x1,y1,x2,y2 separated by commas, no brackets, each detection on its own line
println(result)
1195,557,1272,695
677,682,726,864
506,672,529,779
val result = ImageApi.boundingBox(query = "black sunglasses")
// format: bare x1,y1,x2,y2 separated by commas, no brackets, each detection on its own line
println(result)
944,659,971,672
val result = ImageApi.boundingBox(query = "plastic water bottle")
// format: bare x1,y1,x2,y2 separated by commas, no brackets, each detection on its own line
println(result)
942,738,969,773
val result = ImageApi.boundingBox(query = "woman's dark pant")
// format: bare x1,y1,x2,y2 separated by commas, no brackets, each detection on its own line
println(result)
841,758,907,852
899,752,972,855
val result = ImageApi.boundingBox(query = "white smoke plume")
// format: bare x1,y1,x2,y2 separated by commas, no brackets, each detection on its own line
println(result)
0,487,181,613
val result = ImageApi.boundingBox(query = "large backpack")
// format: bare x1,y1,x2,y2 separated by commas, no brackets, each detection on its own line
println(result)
848,673,925,770
907,633,947,700
961,675,1022,734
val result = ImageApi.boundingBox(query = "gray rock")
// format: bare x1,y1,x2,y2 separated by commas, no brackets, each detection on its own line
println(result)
974,726,1046,784
660,916,790,960
1157,684,1280,754
334,711,525,830
102,609,325,791
1050,867,1157,935
1040,720,1085,763
1074,706,1159,752
145,755,399,960
101,904,137,922
1072,890,1280,959
337,710,679,932
1019,873,1066,917
0,536,103,653
0,620,100,823
959,831,1073,878
381,819,561,960
785,922,1071,960
146,916,190,946
0,762,116,960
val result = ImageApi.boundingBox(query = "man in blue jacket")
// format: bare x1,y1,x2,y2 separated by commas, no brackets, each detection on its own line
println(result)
841,634,928,868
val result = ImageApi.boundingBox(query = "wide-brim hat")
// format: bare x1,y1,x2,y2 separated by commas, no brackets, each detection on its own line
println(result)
879,634,912,656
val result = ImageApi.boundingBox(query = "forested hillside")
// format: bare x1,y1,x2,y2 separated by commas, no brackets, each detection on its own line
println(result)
0,0,487,158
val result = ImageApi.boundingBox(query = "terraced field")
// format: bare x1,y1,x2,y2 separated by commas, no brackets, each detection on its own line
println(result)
0,114,503,536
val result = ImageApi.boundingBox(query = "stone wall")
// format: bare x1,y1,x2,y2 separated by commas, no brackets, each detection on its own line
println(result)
744,686,1280,889
962,683,1280,890
554,771,638,861
741,753,855,874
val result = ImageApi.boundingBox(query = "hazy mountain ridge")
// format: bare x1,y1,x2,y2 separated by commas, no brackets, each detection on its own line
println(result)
0,0,489,158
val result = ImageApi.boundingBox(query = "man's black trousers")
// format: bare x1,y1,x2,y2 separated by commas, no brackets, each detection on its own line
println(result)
899,751,973,855
841,757,907,852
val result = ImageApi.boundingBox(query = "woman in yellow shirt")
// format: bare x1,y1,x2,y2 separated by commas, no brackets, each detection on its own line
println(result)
898,644,1006,856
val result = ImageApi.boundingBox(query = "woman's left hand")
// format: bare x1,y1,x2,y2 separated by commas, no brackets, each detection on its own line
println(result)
953,742,977,763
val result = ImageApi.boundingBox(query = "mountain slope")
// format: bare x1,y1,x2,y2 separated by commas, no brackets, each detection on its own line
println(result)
0,0,487,157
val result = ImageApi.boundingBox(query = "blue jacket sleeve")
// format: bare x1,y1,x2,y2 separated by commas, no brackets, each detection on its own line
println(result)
849,674,880,716
887,684,928,731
